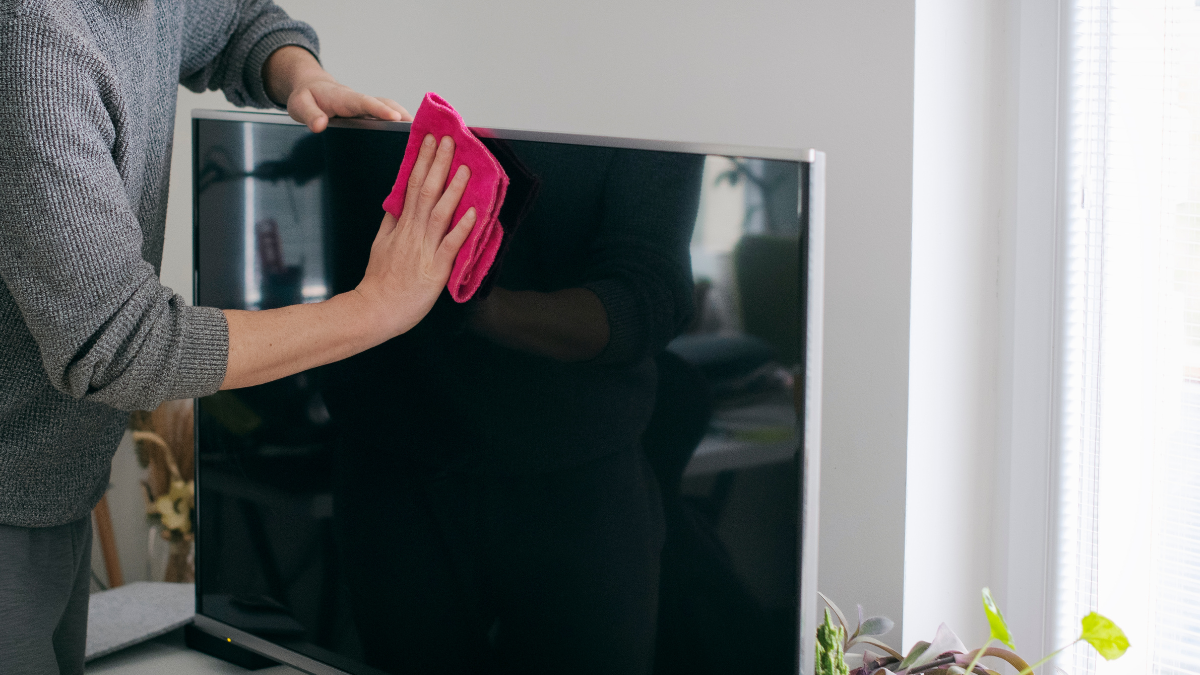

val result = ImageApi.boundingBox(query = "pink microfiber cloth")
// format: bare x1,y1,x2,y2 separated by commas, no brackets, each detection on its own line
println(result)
382,93,509,302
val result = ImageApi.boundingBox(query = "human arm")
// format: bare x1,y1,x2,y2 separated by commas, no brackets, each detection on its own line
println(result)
0,15,467,404
179,0,315,108
0,3,458,410
0,12,230,410
178,1,406,129
220,135,474,389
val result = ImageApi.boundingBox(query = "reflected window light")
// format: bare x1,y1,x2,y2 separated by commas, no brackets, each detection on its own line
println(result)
243,123,261,308
301,284,328,302
695,156,746,254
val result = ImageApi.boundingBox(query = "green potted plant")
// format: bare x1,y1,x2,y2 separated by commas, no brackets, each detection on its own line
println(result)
815,589,1128,675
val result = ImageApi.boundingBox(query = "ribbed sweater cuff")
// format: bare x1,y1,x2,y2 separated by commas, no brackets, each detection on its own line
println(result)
585,278,644,366
245,30,321,109
168,304,229,399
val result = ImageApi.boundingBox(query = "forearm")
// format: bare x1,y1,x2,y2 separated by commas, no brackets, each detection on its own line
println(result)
468,287,609,362
221,290,387,389
179,0,320,108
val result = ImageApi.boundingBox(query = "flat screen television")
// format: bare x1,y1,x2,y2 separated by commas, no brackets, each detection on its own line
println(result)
191,110,825,675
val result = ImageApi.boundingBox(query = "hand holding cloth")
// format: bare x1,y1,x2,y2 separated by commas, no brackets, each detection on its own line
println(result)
382,93,508,302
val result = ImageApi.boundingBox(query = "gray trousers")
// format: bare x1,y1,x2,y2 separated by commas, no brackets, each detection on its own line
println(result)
0,516,92,675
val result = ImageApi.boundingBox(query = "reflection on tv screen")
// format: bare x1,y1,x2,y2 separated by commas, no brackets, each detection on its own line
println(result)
195,119,803,675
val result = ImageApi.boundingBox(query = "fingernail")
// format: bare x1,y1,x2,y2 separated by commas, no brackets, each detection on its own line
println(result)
457,165,471,179
440,136,453,148
423,134,434,147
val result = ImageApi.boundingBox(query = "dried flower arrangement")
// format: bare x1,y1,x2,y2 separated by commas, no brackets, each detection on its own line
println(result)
128,399,195,583
816,589,1128,675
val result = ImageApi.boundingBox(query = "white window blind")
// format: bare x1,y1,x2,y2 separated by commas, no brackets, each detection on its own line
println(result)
1059,2,1200,674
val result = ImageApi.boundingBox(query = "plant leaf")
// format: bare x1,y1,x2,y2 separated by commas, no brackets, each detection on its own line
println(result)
952,667,1003,675
911,623,968,668
1079,612,1129,661
956,648,1032,675
819,592,852,637
854,636,904,660
897,641,930,671
860,616,895,637
981,588,1016,650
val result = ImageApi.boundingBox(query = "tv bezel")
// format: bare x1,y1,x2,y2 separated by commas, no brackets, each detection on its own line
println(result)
190,109,825,675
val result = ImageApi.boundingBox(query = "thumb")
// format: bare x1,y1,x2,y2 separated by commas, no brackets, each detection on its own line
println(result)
289,89,328,133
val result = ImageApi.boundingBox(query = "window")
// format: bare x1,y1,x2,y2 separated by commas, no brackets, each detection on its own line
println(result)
1059,2,1200,673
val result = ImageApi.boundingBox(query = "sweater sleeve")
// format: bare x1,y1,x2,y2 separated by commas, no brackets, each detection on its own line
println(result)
179,0,320,109
0,17,228,411
583,150,705,366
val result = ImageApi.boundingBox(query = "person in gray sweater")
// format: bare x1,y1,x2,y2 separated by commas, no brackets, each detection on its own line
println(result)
0,1,477,672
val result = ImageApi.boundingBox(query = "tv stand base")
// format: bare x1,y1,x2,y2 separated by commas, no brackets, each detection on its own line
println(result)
184,623,278,670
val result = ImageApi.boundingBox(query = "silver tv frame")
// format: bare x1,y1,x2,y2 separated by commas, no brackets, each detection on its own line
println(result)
190,109,825,675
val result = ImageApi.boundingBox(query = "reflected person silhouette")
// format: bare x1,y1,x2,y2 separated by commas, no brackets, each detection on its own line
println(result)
323,143,703,675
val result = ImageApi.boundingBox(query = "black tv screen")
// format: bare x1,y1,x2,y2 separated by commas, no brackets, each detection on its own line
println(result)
192,111,824,675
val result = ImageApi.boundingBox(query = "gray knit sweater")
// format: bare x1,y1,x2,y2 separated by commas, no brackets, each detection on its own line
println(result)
0,0,318,527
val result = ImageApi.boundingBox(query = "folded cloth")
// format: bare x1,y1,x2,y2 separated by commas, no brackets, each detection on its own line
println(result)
382,92,509,302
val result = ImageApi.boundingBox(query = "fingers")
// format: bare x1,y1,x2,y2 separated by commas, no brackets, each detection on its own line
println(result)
361,96,408,122
403,134,438,210
415,137,455,220
427,165,471,244
436,208,477,270
352,94,405,122
294,80,410,131
378,98,414,122
289,89,328,133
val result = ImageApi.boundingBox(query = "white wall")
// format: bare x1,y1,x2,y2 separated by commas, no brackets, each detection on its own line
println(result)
905,0,1066,656
785,2,916,641
904,0,1007,648
161,0,920,644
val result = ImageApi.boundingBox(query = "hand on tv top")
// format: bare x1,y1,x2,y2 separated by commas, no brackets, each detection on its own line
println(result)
263,45,412,132
357,134,476,338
